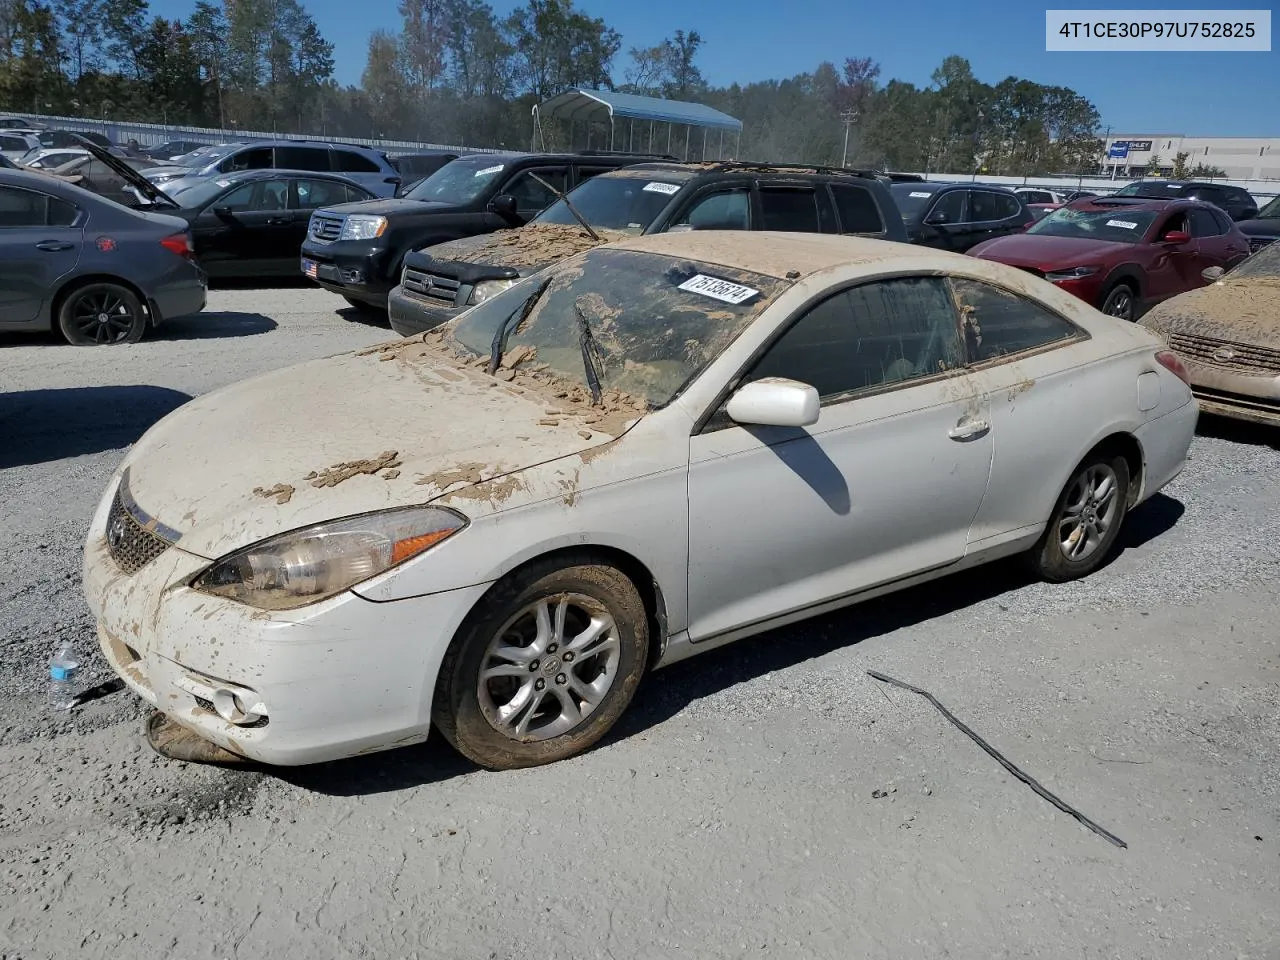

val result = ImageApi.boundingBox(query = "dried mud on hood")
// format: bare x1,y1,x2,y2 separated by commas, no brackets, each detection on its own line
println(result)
1142,279,1280,348
423,223,631,272
121,332,648,560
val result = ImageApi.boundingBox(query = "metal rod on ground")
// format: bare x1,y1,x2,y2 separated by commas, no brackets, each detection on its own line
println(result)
866,669,1127,849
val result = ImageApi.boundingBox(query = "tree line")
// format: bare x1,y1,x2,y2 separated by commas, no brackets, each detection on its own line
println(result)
3,0,1131,175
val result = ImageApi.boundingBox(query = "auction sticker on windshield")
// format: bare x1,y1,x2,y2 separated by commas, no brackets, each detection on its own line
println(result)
643,182,681,194
474,165,504,177
1106,219,1139,229
909,191,932,198
678,274,760,304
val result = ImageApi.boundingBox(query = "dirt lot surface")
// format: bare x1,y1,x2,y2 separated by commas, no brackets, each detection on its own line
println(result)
2,287,1278,959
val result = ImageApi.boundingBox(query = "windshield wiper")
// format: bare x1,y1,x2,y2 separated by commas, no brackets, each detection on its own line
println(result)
528,172,600,242
573,303,604,404
487,275,552,375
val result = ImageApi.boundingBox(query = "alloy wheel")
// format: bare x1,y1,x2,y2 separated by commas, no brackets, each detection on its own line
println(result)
1058,463,1121,562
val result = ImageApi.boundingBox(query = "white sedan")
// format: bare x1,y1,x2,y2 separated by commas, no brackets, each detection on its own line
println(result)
83,232,1198,769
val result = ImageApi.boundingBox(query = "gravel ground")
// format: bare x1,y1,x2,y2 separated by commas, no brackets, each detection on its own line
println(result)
2,287,1278,959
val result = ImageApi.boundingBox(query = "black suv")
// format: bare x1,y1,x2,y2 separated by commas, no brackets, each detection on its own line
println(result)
1111,180,1259,222
1238,194,1280,253
890,181,1033,253
300,150,674,312
386,161,908,336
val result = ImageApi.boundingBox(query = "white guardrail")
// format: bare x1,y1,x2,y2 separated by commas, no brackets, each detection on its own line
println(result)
2,111,497,155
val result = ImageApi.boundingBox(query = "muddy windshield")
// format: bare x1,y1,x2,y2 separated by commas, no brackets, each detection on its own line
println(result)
402,157,506,204
533,175,689,234
1229,242,1280,281
1257,195,1280,219
446,247,789,407
1027,207,1158,243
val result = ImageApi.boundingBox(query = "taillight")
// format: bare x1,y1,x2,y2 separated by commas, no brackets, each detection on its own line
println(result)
1155,350,1190,385
160,233,194,259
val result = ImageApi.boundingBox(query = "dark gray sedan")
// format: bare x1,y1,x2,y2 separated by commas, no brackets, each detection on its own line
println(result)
0,169,205,345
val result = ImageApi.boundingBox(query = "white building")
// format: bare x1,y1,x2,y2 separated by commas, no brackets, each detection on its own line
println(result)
1101,135,1280,181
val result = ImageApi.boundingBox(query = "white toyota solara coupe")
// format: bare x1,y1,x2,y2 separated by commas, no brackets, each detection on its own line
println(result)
84,232,1198,769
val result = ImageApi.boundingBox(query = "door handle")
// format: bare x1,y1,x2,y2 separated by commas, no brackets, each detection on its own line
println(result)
265,216,293,225
36,240,75,251
948,418,990,441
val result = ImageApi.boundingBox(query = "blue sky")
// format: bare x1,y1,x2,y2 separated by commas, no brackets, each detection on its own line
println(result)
152,0,1279,136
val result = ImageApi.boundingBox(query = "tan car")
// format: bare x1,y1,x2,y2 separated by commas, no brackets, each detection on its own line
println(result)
1140,242,1280,425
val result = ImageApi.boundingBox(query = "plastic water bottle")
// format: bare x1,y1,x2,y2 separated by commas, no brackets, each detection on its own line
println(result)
48,642,80,712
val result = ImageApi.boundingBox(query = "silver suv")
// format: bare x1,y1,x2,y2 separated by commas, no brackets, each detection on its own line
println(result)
145,140,402,198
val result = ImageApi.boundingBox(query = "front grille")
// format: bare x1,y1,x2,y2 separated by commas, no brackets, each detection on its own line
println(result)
105,487,175,575
402,267,461,304
1169,333,1280,377
309,214,343,244
1248,236,1276,254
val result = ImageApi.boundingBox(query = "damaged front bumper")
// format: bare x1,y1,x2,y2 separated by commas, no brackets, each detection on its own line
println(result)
82,480,490,766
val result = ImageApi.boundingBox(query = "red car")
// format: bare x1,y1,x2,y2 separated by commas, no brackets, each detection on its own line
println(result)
968,197,1252,320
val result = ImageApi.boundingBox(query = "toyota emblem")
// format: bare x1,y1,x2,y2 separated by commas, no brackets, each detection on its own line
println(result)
107,514,127,549
1211,346,1236,362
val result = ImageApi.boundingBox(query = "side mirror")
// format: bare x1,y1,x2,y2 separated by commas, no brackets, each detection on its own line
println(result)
923,210,949,226
1201,265,1225,282
487,194,518,219
1162,230,1191,245
212,205,233,219
725,378,820,428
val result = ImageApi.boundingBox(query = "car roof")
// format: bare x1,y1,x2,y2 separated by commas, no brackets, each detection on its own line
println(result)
1071,195,1196,211
208,168,366,183
607,231,967,281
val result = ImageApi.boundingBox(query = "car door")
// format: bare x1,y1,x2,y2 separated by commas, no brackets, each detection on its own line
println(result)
685,275,993,641
946,277,1093,545
918,189,969,250
0,185,82,326
1187,207,1235,279
193,178,291,276
969,189,1024,246
1145,209,1198,302
664,185,753,231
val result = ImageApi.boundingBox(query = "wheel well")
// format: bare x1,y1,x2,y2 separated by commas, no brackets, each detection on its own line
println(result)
51,274,154,333
1089,432,1145,507
492,545,669,671
1101,268,1141,301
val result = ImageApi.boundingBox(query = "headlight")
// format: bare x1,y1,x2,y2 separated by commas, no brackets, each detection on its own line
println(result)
1045,265,1100,282
339,215,388,241
468,278,519,305
191,506,467,610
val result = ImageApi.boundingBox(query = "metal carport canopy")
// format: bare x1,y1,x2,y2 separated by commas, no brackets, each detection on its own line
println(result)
534,89,742,133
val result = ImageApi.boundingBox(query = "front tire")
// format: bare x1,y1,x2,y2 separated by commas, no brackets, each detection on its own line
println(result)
1028,452,1130,582
1100,282,1137,321
433,557,649,770
58,283,147,345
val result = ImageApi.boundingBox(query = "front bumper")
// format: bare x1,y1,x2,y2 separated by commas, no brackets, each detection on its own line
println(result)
300,242,397,307
388,283,464,337
1182,359,1280,426
83,486,491,766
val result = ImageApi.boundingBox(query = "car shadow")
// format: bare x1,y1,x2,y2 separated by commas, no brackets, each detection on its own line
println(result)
267,491,1187,797
337,306,391,328
152,311,277,341
206,276,314,291
1196,412,1280,450
0,385,193,468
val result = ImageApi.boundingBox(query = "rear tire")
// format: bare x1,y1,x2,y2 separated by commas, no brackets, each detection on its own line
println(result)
433,557,649,770
58,283,147,345
1027,451,1130,583
1100,282,1137,321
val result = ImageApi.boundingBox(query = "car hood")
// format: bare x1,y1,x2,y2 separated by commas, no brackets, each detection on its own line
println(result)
325,197,467,218
420,224,629,275
121,340,641,560
75,137,178,208
1238,219,1280,237
1140,278,1280,349
969,233,1131,268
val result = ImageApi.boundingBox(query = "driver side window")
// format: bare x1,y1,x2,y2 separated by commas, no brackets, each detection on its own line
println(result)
217,180,288,212
927,190,967,224
1159,211,1189,239
673,189,751,230
502,168,566,216
744,277,962,401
